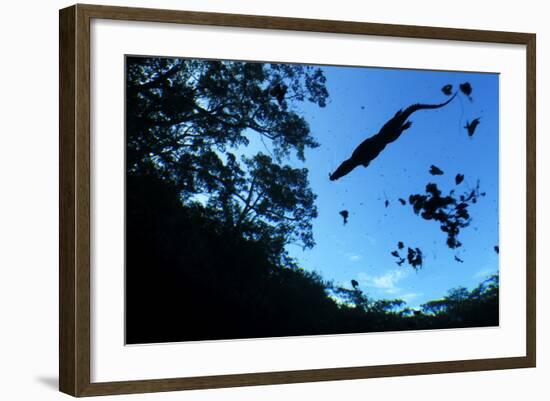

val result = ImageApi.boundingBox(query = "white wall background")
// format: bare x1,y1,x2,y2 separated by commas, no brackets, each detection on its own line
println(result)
0,0,545,399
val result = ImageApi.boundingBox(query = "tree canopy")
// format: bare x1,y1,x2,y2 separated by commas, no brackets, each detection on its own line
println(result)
126,56,329,259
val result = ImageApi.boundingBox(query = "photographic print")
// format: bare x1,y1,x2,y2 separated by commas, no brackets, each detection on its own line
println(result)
125,55,499,345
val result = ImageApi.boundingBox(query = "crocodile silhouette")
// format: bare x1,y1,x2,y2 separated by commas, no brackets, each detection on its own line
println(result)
329,93,457,181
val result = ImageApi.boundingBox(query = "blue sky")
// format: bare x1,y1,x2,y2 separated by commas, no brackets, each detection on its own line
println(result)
275,65,500,309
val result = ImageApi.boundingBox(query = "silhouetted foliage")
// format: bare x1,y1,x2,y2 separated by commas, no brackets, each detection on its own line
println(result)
126,175,335,342
421,275,498,328
455,173,465,185
409,182,485,249
398,198,406,205
126,57,329,261
268,83,288,106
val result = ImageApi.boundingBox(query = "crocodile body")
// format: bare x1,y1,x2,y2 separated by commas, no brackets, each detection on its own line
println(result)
329,94,456,181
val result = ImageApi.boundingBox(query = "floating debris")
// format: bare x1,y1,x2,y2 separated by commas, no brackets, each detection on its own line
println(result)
391,242,422,270
465,118,481,137
398,198,407,205
454,255,464,263
429,165,444,176
408,182,485,249
442,84,453,96
460,82,473,97
407,247,423,270
339,210,349,225
494,245,499,254
391,249,406,266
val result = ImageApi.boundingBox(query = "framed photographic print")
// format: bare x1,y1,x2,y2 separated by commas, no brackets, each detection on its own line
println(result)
59,4,536,397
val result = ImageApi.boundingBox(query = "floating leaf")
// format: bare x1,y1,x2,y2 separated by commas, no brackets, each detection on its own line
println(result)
429,165,444,176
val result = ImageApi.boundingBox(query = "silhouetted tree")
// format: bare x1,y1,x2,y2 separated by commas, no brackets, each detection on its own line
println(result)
126,57,328,259
421,274,498,327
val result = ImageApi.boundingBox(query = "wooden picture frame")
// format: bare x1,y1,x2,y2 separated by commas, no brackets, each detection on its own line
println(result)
59,3,536,397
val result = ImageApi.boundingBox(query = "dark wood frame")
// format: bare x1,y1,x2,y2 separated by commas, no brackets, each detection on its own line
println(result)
59,3,536,397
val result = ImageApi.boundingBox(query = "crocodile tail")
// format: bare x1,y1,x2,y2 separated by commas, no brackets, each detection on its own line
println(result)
402,92,457,118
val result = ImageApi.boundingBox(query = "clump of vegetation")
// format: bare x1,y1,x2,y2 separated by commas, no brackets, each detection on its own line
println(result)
409,182,485,249
391,242,423,270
